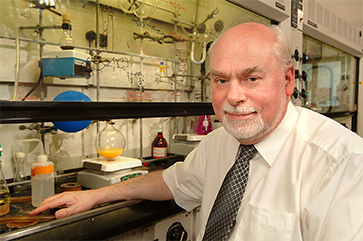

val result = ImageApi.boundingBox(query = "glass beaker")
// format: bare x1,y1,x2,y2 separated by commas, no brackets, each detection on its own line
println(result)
48,142,64,184
95,121,126,159
12,139,44,194
48,142,63,175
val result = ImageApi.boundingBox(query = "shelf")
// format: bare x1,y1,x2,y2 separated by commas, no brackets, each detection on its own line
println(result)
0,101,215,124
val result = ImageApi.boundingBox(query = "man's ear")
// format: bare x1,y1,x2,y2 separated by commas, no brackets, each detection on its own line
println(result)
285,64,295,96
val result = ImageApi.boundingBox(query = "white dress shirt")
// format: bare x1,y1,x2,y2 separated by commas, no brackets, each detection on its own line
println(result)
163,102,363,240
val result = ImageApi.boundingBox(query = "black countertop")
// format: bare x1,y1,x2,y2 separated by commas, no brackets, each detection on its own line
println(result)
0,156,185,240
1,199,183,240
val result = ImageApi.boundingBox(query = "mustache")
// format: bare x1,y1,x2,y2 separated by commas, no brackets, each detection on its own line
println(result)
223,105,258,115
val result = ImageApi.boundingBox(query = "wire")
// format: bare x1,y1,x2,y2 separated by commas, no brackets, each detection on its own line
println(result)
21,72,43,101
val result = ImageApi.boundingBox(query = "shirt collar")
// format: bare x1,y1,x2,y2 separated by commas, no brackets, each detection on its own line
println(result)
254,102,298,166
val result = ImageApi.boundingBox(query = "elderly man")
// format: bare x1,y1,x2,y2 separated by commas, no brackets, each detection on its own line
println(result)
30,23,363,240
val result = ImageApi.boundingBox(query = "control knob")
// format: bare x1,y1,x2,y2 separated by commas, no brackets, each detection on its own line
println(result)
166,222,188,241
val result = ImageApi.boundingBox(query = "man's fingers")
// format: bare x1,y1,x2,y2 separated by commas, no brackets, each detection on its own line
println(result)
29,193,74,216
55,207,72,219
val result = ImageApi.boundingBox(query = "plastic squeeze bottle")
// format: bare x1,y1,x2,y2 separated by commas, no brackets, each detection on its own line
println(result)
31,155,54,207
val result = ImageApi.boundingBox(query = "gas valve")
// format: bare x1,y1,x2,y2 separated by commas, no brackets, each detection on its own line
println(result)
293,87,300,99
301,70,308,81
300,88,307,99
292,49,300,61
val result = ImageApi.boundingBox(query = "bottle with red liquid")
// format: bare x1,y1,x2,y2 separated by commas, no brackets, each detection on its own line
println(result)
152,132,168,159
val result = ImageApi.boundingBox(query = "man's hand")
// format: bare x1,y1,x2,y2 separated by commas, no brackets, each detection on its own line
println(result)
28,190,98,219
28,171,173,219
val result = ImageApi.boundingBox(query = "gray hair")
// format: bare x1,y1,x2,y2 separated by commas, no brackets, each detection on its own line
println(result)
270,25,293,72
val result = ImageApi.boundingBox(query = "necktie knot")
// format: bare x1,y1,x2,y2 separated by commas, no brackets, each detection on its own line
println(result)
237,144,257,162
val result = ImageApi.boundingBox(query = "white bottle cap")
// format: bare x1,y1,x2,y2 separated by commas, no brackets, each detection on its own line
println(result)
15,152,26,158
37,154,48,163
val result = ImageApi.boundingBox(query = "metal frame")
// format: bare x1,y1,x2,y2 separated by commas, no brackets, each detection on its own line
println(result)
0,101,215,124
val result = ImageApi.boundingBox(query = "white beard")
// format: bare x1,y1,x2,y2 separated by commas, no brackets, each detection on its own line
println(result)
221,105,268,141
220,87,287,142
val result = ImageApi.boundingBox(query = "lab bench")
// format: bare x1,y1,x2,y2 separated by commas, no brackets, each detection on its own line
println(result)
0,101,209,240
1,199,183,240
0,157,186,240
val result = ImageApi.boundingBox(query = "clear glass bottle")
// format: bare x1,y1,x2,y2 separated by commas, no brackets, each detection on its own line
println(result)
0,143,11,216
13,151,30,193
59,14,76,50
95,121,126,159
48,142,64,177
152,132,168,159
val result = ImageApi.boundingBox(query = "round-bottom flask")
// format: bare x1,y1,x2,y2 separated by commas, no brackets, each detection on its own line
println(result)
95,121,126,159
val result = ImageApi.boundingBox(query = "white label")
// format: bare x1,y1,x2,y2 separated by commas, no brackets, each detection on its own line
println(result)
153,147,167,158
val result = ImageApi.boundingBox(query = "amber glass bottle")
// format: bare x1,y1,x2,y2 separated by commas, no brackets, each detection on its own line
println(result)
152,132,168,159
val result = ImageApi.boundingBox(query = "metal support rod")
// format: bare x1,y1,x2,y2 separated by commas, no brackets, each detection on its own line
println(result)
19,25,62,30
172,74,201,78
139,12,145,159
0,35,180,64
96,1,100,102
173,21,178,136
96,0,101,139
39,8,46,149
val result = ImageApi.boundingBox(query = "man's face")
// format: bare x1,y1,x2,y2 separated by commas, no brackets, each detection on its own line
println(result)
209,24,294,144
